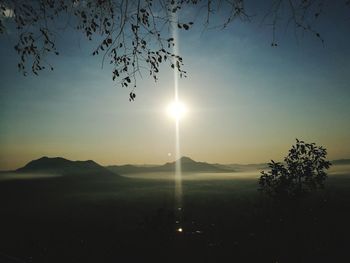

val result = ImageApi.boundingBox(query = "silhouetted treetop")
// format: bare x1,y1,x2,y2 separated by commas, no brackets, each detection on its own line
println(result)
259,139,331,201
1,1,349,100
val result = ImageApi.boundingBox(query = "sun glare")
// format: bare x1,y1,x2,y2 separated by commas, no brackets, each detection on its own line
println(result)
167,101,187,121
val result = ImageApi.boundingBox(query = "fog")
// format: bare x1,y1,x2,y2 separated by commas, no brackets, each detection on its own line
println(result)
122,164,350,181
0,164,348,182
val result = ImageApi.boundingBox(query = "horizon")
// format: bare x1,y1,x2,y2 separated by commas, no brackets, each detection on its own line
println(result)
2,154,349,172
1,3,350,170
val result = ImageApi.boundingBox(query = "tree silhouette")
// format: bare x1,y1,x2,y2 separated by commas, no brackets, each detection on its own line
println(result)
1,1,349,100
259,139,331,201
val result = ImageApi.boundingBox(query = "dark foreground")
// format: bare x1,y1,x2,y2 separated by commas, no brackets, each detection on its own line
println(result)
0,173,349,263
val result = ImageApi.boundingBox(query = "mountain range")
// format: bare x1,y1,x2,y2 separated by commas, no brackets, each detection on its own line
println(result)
5,156,350,177
331,159,350,165
106,156,235,174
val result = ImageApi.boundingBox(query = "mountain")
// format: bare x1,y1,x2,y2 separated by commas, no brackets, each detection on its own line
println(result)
224,159,350,171
159,156,234,172
12,157,348,177
107,156,235,174
332,159,350,165
16,156,117,176
224,163,269,171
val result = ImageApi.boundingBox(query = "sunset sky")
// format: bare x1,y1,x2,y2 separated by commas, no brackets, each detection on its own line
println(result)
1,3,350,170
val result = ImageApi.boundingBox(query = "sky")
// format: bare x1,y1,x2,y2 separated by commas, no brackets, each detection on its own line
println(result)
1,1,350,170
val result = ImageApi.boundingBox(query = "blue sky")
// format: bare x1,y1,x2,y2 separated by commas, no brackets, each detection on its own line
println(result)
1,2,350,169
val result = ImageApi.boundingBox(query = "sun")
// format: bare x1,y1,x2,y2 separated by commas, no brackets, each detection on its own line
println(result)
167,101,187,121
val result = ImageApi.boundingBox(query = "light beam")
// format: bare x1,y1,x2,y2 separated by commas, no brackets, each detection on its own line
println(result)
171,8,183,234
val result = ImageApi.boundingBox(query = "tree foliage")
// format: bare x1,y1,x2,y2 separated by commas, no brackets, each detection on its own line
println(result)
0,1,349,100
259,139,331,201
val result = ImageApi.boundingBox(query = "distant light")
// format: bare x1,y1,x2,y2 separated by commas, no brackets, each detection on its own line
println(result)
177,227,183,233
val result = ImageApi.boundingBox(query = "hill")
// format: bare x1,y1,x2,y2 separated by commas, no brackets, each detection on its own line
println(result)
16,156,117,176
224,163,269,171
332,159,350,165
12,157,348,177
224,158,350,171
107,156,234,174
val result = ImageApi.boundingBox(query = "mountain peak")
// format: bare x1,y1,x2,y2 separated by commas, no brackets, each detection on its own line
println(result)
178,156,196,163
